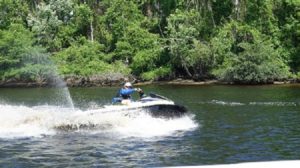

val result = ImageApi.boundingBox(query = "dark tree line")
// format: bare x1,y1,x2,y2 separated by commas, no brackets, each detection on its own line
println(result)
0,0,299,84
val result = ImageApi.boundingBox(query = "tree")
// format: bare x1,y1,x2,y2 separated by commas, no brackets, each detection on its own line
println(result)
273,0,300,72
212,0,233,25
189,40,214,79
137,0,177,36
100,0,144,50
52,37,130,77
72,3,94,41
0,24,52,84
0,0,299,83
27,0,75,51
0,0,29,29
212,21,290,84
114,23,164,80
166,9,214,79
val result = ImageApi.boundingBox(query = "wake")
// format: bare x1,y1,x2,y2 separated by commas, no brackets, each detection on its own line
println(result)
0,103,198,139
199,100,298,107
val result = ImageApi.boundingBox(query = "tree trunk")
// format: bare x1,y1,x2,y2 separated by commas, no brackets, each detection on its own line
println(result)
207,0,216,27
182,61,193,78
233,0,240,20
90,19,94,42
233,0,247,21
146,1,153,18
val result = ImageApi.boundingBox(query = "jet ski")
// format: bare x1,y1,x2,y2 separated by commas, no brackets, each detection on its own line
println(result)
107,93,188,118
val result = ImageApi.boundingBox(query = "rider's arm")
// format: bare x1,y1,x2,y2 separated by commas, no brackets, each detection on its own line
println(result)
120,88,136,95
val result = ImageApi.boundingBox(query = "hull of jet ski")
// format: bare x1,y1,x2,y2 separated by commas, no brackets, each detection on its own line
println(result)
142,104,187,118
109,93,188,118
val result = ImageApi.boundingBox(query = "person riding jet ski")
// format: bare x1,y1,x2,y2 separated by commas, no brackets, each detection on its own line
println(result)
112,82,143,104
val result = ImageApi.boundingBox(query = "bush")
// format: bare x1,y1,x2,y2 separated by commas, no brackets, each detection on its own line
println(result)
0,24,52,83
212,21,290,84
213,42,290,83
52,38,130,77
114,23,163,77
141,66,171,81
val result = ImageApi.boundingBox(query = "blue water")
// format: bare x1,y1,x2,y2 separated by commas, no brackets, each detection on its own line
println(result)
0,85,300,167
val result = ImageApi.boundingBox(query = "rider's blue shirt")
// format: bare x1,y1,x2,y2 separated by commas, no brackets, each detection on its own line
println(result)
112,88,137,103
119,88,135,96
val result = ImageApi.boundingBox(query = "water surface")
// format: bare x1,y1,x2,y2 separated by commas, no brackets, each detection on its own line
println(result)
0,85,300,167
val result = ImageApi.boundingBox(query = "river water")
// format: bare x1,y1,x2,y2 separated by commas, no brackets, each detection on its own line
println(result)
0,85,299,167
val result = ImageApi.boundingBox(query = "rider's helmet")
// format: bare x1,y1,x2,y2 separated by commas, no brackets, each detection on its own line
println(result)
124,82,132,88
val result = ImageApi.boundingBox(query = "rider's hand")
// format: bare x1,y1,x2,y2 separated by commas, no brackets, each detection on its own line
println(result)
135,88,142,92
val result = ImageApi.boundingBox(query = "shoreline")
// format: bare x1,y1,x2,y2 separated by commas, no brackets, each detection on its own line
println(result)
0,79,299,88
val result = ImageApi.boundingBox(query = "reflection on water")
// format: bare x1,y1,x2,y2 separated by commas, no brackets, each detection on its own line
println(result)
0,85,300,167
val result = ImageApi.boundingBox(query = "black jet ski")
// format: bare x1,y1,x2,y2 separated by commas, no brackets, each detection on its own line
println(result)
138,93,187,117
106,93,187,118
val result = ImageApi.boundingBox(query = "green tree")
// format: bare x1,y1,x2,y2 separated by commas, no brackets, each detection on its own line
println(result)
189,40,214,79
72,3,94,41
212,21,290,84
166,9,214,79
0,0,29,29
137,0,177,35
273,0,300,72
101,0,144,49
27,0,75,51
211,0,233,25
52,37,130,77
114,23,165,80
0,24,52,84
0,0,299,84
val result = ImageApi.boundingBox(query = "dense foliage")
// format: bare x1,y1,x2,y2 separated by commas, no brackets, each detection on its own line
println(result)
0,0,299,84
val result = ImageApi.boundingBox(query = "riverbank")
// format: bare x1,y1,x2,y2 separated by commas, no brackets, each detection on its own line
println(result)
0,74,128,88
1,78,299,88
1,76,300,88
135,79,220,86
